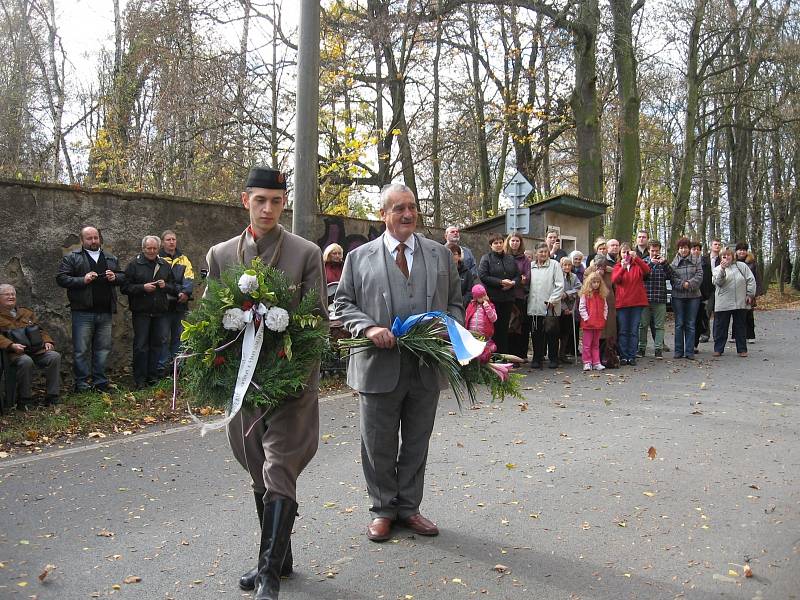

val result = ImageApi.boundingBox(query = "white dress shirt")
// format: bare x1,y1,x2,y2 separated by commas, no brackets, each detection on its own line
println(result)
383,232,415,273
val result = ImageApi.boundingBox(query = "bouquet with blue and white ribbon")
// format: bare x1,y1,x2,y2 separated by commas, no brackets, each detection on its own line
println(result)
339,311,524,406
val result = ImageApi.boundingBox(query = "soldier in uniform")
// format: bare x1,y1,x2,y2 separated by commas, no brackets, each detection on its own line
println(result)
205,167,327,600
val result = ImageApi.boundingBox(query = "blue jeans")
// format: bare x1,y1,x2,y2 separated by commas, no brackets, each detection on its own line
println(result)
673,297,701,357
159,311,186,370
71,310,113,390
132,313,169,385
616,306,643,361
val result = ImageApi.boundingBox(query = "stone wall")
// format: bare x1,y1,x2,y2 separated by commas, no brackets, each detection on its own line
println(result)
0,179,488,385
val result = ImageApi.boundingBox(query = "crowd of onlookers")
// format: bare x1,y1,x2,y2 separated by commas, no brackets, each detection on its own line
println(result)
319,227,763,373
0,226,195,410
2,223,765,411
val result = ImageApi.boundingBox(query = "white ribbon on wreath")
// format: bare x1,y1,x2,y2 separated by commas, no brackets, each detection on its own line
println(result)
194,303,268,436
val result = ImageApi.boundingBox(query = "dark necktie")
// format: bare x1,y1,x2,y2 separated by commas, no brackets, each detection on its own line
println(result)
395,242,409,278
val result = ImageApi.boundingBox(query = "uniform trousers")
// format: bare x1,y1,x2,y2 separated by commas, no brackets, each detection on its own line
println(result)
227,369,320,502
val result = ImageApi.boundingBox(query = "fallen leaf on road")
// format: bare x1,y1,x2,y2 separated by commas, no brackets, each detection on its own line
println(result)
456,441,464,448
529,513,540,519
493,564,509,573
518,402,528,411
647,446,657,460
546,466,556,473
728,569,739,576
643,491,655,497
38,563,56,582
700,382,707,390
112,584,121,590
323,501,337,509
505,463,516,469
26,430,39,441
617,520,627,527
743,564,753,577
17,581,28,587
123,575,142,584
604,398,612,406
97,529,114,537
88,432,106,439
0,451,10,458
748,484,760,490
142,416,157,424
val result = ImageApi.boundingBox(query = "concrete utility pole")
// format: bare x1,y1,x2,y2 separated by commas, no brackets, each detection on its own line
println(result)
292,0,321,240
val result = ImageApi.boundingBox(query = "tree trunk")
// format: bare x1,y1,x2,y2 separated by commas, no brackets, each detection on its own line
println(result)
570,0,604,239
610,0,641,243
670,0,704,248
467,5,492,217
431,10,442,227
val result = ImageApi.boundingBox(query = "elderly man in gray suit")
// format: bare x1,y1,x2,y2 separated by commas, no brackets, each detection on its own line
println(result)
206,166,327,600
335,183,464,542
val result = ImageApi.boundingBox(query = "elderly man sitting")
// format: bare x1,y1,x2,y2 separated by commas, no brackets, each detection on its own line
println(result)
0,284,61,409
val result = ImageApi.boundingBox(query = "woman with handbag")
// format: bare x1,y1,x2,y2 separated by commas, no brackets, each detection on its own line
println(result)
0,284,62,408
527,242,564,369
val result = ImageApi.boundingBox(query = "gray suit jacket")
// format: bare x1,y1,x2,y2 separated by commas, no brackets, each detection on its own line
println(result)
334,233,464,394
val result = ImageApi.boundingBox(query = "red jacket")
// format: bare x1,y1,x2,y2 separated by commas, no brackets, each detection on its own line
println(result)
579,294,607,330
612,256,651,308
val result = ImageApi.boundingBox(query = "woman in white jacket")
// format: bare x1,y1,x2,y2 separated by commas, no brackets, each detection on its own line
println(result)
527,242,564,369
712,247,756,357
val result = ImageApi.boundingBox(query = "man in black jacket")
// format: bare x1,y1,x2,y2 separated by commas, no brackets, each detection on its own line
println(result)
56,226,124,392
122,235,176,388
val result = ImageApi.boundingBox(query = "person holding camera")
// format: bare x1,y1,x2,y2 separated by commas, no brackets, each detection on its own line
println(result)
711,247,756,357
56,226,125,392
639,240,671,358
546,231,568,261
611,243,650,366
0,284,61,409
122,235,176,388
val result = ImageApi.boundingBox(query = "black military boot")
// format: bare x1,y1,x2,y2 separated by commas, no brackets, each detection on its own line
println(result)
253,495,297,600
239,492,293,591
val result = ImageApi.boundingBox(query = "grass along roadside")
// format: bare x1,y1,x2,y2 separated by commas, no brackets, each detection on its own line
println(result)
0,374,347,456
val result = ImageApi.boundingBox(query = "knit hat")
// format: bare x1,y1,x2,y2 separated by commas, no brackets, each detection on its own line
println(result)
471,284,487,298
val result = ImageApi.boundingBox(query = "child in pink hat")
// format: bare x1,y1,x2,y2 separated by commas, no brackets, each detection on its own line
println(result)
465,284,497,362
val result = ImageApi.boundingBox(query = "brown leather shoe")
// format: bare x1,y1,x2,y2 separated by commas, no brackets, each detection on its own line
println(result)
712,352,721,357
366,517,393,542
738,352,748,357
401,513,439,536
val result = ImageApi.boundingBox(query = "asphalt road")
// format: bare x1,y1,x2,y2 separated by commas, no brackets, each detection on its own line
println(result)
1,309,798,600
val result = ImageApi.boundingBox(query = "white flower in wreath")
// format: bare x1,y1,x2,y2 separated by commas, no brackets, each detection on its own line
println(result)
238,272,259,294
222,307,247,331
265,306,290,332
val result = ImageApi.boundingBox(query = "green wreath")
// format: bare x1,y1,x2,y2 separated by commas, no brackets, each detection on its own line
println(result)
179,257,327,412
